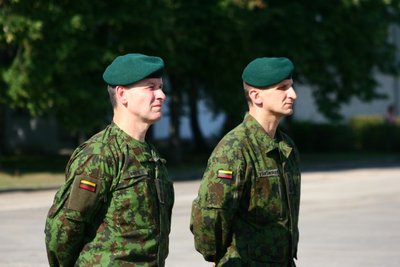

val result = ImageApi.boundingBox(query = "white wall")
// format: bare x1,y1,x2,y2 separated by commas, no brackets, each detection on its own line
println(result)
293,73,399,123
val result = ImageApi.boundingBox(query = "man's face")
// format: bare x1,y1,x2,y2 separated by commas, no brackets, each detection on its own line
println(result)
123,78,166,123
258,78,297,117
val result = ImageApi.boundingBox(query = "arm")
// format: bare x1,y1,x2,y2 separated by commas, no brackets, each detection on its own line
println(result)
45,152,113,266
190,146,245,263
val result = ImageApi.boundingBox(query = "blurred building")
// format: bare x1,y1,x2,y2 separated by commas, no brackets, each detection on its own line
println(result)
294,72,399,122
295,24,400,122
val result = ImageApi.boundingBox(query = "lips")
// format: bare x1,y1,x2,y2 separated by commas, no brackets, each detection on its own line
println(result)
152,103,163,109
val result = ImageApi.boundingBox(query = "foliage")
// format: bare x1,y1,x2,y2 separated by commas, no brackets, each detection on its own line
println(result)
1,0,400,137
1,1,110,132
220,0,400,122
0,0,171,133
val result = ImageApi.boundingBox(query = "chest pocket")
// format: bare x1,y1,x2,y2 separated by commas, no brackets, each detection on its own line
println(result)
112,169,159,234
248,170,284,222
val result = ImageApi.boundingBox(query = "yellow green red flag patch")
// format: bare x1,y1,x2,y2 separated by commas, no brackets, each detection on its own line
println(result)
217,170,233,179
79,179,96,192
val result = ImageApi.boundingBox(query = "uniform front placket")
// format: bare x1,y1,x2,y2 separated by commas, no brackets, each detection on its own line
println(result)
277,145,296,262
149,150,168,266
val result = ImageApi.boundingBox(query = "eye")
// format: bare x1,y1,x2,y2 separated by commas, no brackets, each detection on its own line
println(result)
146,84,157,90
148,83,163,91
280,84,292,91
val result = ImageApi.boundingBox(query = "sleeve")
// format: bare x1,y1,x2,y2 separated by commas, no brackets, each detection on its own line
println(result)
44,151,114,266
190,143,245,263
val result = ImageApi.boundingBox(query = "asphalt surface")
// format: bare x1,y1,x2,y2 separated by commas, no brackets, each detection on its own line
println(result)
1,165,400,267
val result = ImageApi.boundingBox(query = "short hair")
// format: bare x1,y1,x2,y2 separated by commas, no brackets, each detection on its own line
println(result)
243,82,252,104
107,85,117,108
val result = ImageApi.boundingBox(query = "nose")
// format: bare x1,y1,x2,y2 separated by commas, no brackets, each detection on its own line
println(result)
156,88,166,101
288,86,297,100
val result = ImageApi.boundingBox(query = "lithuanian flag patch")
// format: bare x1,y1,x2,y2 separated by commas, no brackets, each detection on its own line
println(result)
217,170,233,179
79,179,97,192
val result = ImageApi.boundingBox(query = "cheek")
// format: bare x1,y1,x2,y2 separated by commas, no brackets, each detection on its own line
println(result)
128,95,147,110
279,93,288,102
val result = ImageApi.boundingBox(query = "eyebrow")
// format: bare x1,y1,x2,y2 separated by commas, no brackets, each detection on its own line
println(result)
278,81,292,88
145,82,163,88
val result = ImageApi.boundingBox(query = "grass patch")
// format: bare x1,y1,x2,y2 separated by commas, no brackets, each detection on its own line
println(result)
0,152,399,191
0,154,67,191
0,172,64,190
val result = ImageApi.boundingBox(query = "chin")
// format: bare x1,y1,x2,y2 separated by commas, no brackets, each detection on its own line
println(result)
286,108,294,114
150,115,162,123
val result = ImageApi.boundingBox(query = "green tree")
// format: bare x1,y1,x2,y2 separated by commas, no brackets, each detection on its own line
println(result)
160,0,247,153
204,0,400,123
1,0,400,158
0,0,172,132
1,1,109,135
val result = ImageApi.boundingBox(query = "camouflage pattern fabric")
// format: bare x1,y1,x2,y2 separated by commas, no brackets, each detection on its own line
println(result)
190,113,301,267
45,123,174,266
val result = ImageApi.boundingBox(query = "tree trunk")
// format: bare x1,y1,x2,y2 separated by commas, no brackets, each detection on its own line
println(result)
167,75,183,164
0,105,6,170
188,87,208,152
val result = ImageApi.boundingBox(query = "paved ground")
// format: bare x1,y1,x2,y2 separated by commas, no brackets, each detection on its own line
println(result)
0,166,400,267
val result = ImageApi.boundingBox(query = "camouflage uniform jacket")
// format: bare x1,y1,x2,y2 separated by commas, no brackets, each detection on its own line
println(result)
190,113,301,266
45,123,174,267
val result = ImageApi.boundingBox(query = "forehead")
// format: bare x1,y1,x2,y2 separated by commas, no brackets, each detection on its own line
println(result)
129,77,163,88
273,78,293,88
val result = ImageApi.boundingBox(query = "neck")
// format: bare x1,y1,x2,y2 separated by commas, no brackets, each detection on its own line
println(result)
248,109,281,138
112,110,149,142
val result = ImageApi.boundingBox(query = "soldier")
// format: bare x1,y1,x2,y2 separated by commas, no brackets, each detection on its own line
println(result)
45,53,174,266
190,57,301,266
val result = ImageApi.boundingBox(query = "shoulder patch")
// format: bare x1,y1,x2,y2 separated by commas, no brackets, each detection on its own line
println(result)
217,170,233,179
79,179,97,192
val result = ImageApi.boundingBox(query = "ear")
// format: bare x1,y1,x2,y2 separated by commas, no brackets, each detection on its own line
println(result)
115,86,128,105
248,88,262,105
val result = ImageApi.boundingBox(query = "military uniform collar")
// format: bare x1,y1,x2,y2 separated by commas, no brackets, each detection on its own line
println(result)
242,113,293,158
110,122,150,150
109,123,165,163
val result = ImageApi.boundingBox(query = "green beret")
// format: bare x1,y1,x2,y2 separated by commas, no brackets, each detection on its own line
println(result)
242,57,294,88
103,53,164,86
